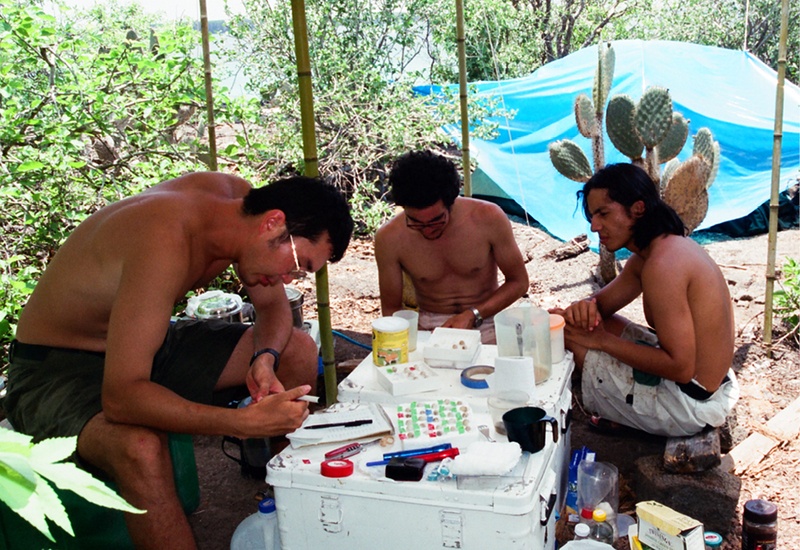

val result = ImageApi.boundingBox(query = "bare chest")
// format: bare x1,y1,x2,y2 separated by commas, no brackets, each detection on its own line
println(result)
400,238,492,282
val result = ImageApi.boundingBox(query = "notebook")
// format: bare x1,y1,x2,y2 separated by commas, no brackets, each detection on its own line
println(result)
287,402,394,449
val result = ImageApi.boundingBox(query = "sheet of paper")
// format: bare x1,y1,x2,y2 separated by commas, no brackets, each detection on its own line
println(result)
287,402,393,449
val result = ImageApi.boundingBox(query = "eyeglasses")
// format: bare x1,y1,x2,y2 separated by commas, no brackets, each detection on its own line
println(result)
405,209,450,230
288,235,307,279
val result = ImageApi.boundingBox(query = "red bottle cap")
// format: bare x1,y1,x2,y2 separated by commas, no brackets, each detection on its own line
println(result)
321,459,354,478
581,508,594,519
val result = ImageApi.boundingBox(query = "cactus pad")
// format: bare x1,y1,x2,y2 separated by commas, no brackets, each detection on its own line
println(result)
575,94,598,138
706,141,720,189
634,87,673,148
593,42,615,112
606,94,643,159
663,156,711,233
549,140,593,183
657,113,689,164
660,158,681,196
692,127,715,161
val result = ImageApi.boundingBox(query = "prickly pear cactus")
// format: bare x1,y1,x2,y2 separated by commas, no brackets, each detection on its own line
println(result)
549,140,593,183
575,94,598,138
606,95,643,160
663,156,711,233
657,113,689,164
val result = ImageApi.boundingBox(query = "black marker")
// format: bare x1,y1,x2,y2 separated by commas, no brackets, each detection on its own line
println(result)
305,419,373,430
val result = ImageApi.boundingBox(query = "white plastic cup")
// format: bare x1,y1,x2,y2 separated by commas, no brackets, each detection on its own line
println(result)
392,310,419,351
550,314,565,364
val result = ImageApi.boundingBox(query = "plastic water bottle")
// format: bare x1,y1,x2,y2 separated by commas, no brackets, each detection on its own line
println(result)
589,508,615,545
230,498,280,550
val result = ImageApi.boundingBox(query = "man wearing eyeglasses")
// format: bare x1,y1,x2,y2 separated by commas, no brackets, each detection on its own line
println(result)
375,150,529,343
4,172,353,550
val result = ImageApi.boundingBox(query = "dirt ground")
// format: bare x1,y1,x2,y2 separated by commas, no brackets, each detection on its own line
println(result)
188,221,799,550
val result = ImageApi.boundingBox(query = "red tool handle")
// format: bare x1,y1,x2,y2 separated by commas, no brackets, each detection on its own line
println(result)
414,447,460,463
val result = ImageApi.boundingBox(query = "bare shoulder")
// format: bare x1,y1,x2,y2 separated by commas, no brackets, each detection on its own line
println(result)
375,213,404,245
461,197,506,221
148,171,252,199
642,235,716,280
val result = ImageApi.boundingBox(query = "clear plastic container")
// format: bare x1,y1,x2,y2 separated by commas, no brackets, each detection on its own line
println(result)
230,498,280,550
495,305,552,383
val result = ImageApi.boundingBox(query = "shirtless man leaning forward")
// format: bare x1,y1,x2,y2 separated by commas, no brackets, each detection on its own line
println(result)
552,163,738,437
375,150,529,344
4,172,353,549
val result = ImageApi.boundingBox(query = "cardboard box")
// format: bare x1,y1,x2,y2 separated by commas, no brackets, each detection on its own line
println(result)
636,501,704,550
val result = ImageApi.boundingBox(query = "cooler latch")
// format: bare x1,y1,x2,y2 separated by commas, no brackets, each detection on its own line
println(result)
440,509,463,548
319,495,343,533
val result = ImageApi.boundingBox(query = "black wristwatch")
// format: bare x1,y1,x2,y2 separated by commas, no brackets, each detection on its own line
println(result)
250,348,280,372
470,307,483,328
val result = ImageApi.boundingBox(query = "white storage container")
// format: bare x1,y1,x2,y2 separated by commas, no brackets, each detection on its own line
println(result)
268,426,562,550
423,327,482,368
268,343,575,550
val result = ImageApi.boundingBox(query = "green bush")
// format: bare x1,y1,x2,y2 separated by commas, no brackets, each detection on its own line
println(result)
774,257,800,345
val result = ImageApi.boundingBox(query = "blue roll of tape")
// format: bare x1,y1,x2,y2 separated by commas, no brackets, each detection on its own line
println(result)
460,366,494,389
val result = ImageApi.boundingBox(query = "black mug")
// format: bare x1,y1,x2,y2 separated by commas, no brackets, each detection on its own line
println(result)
503,406,559,453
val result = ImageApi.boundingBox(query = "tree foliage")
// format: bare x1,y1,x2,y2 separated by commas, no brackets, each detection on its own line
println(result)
0,0,795,361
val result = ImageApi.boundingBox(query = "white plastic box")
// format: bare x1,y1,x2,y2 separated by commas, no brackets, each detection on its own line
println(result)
423,327,482,368
268,421,562,550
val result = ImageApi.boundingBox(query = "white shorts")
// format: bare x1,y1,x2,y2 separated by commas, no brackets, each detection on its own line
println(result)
582,322,739,437
417,310,496,345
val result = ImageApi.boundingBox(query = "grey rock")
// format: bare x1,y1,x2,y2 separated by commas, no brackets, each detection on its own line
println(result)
635,454,740,535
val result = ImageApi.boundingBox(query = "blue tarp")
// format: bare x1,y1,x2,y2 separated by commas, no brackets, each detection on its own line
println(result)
424,40,800,243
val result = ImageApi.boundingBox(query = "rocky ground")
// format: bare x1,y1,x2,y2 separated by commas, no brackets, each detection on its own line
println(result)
188,222,799,550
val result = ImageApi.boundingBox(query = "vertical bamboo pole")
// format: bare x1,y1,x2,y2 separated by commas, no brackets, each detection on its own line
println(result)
199,0,217,171
763,0,789,357
290,0,337,402
456,0,472,196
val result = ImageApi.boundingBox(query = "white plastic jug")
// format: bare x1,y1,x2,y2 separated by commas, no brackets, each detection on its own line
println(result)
495,305,552,384
230,498,280,550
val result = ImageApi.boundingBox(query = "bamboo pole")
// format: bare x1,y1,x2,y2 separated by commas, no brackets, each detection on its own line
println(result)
456,0,472,196
289,0,338,402
763,0,789,357
198,0,217,171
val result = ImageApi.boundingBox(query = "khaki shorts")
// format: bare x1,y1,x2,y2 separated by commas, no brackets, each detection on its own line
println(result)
582,322,739,437
3,319,249,441
417,310,497,344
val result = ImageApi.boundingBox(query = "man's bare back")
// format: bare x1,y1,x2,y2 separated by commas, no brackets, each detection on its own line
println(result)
17,172,250,352
639,234,734,390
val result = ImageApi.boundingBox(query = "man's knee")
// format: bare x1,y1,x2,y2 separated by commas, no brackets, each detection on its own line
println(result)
279,327,319,388
115,428,172,477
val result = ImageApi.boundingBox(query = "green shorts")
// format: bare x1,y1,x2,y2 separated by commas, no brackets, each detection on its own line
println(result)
3,319,250,442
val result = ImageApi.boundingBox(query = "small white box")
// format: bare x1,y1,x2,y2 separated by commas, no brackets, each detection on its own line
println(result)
636,501,704,550
423,327,481,368
374,361,442,396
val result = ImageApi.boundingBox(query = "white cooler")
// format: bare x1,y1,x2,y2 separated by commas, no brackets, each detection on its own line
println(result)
267,338,574,550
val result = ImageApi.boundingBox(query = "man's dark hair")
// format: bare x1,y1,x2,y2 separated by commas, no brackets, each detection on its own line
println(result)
243,176,353,263
389,150,461,209
578,163,685,250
